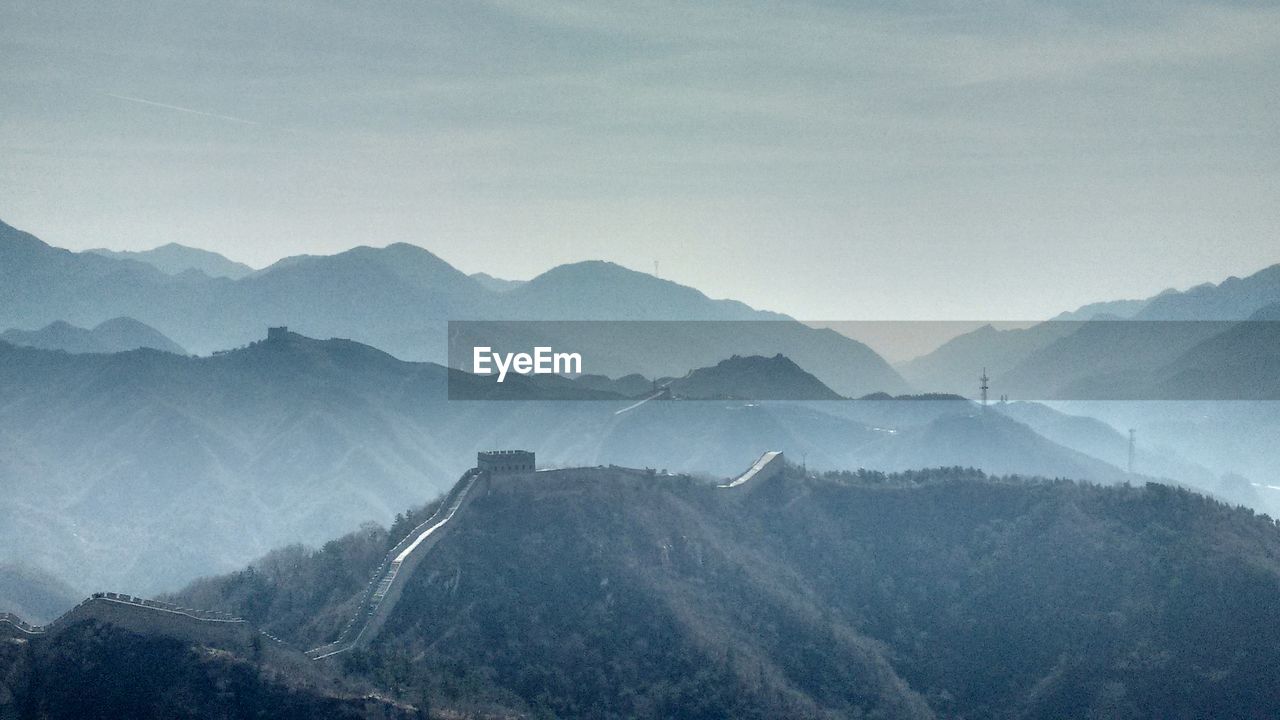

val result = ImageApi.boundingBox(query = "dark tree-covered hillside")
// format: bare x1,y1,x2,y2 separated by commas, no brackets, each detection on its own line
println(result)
170,467,1280,719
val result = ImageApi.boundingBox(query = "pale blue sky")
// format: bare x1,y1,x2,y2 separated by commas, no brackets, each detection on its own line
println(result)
2,1,1278,319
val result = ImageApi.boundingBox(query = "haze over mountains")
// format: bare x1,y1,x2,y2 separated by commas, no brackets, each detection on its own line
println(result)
3,219,1279,719
0,563,79,626
468,271,525,293
666,354,843,400
5,0,1276,712
0,219,904,397
87,243,256,279
1,317,185,355
899,259,1280,399
2,216,1279,597
9,217,1279,399
0,329,1178,596
9,217,1277,403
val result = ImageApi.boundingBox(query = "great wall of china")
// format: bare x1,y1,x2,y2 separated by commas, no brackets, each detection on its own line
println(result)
0,592,254,647
306,465,486,660
2,450,783,660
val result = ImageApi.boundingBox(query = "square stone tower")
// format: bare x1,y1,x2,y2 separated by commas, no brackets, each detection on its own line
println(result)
477,450,535,475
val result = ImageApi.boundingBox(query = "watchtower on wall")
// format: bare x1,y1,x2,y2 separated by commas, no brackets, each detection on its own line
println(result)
267,326,289,342
477,450,535,475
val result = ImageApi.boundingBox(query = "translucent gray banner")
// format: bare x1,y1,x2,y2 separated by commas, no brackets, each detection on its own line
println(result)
446,319,1279,401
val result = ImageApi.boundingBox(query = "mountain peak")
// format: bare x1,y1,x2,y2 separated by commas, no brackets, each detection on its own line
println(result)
86,243,255,279
1,317,185,355
509,260,782,321
530,260,701,291
260,242,477,290
470,271,525,293
0,219,54,256
1138,262,1280,320
668,353,844,400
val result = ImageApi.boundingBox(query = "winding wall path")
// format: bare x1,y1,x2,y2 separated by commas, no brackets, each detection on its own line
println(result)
1,592,251,648
719,450,784,488
6,455,770,662
307,468,484,660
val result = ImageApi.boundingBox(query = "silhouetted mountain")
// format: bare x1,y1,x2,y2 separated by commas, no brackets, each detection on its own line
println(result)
229,243,489,361
903,262,1280,395
0,562,79,625
1051,296,1153,320
495,260,774,320
908,314,1276,401
469,271,525,292
854,409,1132,483
666,354,843,400
1142,305,1280,400
0,219,216,346
996,400,1271,512
994,401,1223,489
87,243,255,279
0,333,459,595
465,261,908,396
898,322,1076,394
0,331,1146,595
997,319,1225,399
571,372,653,397
1138,263,1280,319
0,220,906,395
2,317,186,354
174,466,1280,719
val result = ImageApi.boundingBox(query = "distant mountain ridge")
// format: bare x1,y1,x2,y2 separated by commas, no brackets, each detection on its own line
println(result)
898,322,1076,394
0,331,1144,594
666,353,844,400
469,271,525,292
87,243,256,279
902,261,1280,396
1137,264,1280,320
1141,307,1280,400
1,317,186,355
0,563,79,625
496,260,777,321
1050,296,1153,321
0,218,906,396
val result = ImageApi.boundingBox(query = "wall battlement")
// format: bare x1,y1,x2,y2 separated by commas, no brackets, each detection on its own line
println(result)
477,450,535,475
1,593,252,649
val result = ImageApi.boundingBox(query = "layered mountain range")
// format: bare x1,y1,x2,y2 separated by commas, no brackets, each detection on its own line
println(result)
1,217,1277,597
902,300,1280,402
1,317,185,355
0,220,904,397
0,330,1180,595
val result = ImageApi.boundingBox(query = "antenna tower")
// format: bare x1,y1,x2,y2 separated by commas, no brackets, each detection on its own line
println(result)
1128,429,1136,474
980,368,990,407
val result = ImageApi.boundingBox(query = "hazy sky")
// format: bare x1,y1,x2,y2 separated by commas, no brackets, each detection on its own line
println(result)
3,1,1278,319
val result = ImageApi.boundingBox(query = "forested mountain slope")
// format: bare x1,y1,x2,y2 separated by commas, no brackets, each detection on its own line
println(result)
173,466,1280,719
